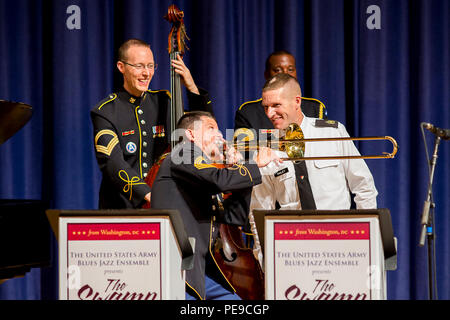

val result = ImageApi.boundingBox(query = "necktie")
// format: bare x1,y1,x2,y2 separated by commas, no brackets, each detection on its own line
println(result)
293,160,316,210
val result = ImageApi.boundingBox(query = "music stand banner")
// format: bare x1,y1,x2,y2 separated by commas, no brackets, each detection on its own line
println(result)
59,217,167,300
265,216,386,300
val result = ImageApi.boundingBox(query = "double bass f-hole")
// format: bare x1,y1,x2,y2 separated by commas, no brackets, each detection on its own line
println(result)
215,237,238,263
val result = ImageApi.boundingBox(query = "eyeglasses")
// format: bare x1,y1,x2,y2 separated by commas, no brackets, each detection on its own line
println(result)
121,61,158,71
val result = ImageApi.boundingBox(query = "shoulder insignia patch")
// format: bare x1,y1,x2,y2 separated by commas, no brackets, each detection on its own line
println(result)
95,129,119,156
193,156,253,182
194,156,216,170
315,119,338,128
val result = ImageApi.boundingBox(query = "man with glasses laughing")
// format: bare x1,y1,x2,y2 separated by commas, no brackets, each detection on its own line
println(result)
91,38,213,209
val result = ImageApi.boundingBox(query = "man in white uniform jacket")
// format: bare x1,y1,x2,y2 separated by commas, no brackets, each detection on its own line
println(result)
251,117,378,210
249,73,378,264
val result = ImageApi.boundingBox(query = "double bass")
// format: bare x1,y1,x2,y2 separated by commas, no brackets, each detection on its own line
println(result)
144,4,264,300
143,5,186,195
212,192,265,300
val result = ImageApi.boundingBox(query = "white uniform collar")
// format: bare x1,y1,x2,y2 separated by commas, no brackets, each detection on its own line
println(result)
299,113,314,132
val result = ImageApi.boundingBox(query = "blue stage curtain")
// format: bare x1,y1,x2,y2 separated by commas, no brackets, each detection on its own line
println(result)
0,0,448,300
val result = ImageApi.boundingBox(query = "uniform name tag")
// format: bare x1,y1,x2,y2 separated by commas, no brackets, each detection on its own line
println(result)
274,167,289,177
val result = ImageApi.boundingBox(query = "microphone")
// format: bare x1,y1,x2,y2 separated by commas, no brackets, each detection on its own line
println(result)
423,123,450,140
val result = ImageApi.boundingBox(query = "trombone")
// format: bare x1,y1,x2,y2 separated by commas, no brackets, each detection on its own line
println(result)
232,125,398,161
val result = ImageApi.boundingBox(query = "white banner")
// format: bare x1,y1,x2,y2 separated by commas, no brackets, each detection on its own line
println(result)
60,219,162,300
265,217,385,300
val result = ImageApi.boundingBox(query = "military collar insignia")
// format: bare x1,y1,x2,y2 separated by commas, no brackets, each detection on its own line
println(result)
119,88,141,105
127,95,141,106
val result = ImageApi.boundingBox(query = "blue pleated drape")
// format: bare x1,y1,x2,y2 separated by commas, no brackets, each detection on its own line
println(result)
0,0,448,300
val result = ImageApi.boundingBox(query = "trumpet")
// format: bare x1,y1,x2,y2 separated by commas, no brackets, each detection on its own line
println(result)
232,124,398,161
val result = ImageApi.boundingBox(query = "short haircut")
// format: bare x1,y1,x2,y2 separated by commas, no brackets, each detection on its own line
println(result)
176,111,216,130
264,50,295,73
118,39,151,61
262,73,301,97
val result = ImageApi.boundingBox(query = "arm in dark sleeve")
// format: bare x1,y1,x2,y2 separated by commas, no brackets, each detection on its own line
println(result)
170,159,260,226
219,188,253,226
171,160,261,194
91,112,151,207
186,87,213,114
234,107,253,130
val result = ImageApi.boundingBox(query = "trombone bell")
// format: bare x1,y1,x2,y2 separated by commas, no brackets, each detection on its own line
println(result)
280,123,305,159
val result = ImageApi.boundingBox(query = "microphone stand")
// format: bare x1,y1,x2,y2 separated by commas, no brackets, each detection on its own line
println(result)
418,135,441,300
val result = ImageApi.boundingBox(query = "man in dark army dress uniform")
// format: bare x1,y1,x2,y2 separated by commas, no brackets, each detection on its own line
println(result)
151,111,280,300
91,39,213,209
234,50,327,132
